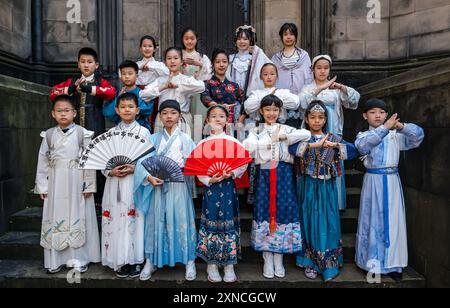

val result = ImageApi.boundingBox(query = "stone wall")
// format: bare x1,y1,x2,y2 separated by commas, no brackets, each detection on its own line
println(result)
0,75,53,234
329,0,450,61
42,0,96,63
0,0,32,60
355,57,450,288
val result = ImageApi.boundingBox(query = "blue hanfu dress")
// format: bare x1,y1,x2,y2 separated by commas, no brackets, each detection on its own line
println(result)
289,134,358,281
355,124,424,274
299,83,360,210
134,127,197,268
196,133,248,266
243,124,311,254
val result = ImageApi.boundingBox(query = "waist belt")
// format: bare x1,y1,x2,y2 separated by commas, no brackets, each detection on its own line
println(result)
367,167,399,175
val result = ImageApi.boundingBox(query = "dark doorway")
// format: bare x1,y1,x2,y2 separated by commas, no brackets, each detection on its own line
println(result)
175,0,250,58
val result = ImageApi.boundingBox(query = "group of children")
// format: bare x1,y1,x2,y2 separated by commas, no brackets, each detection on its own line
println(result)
36,23,425,283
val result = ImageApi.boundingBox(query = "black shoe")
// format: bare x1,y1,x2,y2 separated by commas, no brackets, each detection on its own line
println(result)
388,272,403,282
129,264,143,278
116,265,130,278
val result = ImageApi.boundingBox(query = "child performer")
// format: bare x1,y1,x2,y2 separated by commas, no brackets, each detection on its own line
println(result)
299,55,360,210
35,95,100,274
245,63,300,126
271,23,313,128
136,35,169,88
355,99,424,281
196,105,248,283
134,100,198,282
101,93,150,279
181,28,212,123
243,95,311,279
50,47,116,138
104,60,154,131
289,100,358,282
140,47,205,137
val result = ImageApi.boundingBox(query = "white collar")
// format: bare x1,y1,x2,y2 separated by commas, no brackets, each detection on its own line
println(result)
82,74,95,82
118,121,138,131
163,126,180,139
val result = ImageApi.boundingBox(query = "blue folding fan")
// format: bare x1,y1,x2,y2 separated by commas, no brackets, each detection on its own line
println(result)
141,156,185,183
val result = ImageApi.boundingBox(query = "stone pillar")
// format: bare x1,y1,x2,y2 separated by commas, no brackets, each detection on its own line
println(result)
32,0,43,63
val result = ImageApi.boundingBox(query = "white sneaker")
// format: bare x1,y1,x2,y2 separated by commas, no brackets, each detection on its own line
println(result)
185,261,197,281
140,260,156,281
263,252,275,279
274,254,285,278
207,264,222,283
223,265,237,283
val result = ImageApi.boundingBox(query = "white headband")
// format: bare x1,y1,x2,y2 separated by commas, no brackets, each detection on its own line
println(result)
312,55,332,68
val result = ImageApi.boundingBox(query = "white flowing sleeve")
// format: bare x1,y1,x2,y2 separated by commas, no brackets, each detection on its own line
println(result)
243,129,267,155
285,126,311,145
153,61,170,79
298,84,317,110
178,76,206,96
140,77,165,102
277,89,300,111
197,175,212,187
340,86,360,110
196,55,212,81
232,164,247,179
244,91,262,115
34,132,50,194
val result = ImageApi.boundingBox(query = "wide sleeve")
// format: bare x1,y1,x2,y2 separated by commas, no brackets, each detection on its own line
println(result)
355,126,390,155
178,76,206,96
153,61,170,79
243,129,267,155
140,77,165,102
288,141,309,158
340,86,360,110
339,140,359,161
285,126,311,146
137,93,154,118
196,55,212,81
34,132,50,194
200,81,213,108
244,91,262,115
232,164,248,179
397,123,425,151
50,79,72,102
278,89,300,111
103,96,120,124
96,79,117,101
298,84,317,110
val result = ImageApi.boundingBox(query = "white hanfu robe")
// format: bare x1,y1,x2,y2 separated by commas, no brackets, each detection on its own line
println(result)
101,122,150,271
140,73,205,137
355,124,424,274
244,88,300,125
134,127,197,268
35,125,100,271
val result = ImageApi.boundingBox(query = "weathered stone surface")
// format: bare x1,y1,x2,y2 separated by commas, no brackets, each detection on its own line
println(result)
0,0,31,60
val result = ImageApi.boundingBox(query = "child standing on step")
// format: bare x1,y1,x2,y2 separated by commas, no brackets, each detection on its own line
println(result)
35,95,100,274
355,99,424,281
196,105,248,283
289,100,358,282
134,100,197,282
136,35,169,88
140,47,205,138
101,93,150,279
243,94,311,279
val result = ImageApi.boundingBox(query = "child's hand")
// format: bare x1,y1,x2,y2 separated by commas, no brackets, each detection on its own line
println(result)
40,194,48,200
271,125,282,143
323,140,339,149
184,58,202,67
309,134,330,149
83,193,93,199
141,61,150,72
209,173,225,185
223,171,234,180
110,166,128,178
147,175,164,187
395,122,405,130
385,114,400,130
238,115,247,125
121,164,136,176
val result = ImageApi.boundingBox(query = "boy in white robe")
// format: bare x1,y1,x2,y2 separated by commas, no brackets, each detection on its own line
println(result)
35,95,100,274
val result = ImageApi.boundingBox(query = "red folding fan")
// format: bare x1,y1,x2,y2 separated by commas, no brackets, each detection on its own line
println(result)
184,138,253,177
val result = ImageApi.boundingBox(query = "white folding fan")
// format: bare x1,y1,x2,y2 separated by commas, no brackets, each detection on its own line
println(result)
79,130,155,170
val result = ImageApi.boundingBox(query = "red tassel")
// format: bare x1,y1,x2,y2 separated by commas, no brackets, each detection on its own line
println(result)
269,160,277,235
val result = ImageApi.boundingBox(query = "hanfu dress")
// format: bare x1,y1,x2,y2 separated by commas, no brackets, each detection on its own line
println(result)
355,124,424,274
299,82,360,210
101,121,150,271
182,50,212,125
140,74,205,138
195,133,248,266
243,124,311,254
136,57,170,88
289,134,358,281
35,125,100,271
134,127,197,268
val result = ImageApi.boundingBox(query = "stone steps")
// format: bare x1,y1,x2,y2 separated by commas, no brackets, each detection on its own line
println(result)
0,259,426,288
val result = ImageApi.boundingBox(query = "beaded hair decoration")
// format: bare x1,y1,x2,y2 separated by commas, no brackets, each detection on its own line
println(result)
310,104,326,114
235,25,257,34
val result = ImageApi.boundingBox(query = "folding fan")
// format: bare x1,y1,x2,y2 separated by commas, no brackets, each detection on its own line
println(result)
141,156,185,183
78,130,155,170
184,138,253,176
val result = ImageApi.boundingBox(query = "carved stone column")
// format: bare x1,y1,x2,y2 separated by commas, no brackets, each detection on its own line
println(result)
301,0,330,56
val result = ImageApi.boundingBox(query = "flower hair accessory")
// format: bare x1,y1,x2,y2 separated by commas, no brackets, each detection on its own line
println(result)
310,104,326,114
236,25,256,34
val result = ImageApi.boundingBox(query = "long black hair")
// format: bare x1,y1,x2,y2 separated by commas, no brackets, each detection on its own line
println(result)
164,47,183,61
234,27,257,47
304,100,329,133
258,94,283,126
140,35,158,48
181,28,199,51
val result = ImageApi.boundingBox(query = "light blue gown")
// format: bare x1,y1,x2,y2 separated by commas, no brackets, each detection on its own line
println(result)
355,124,424,274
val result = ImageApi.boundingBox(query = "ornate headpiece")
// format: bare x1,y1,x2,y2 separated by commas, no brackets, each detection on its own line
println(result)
235,25,256,34
310,104,326,114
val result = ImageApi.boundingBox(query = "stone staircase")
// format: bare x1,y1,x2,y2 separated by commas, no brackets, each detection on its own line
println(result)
0,169,426,288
